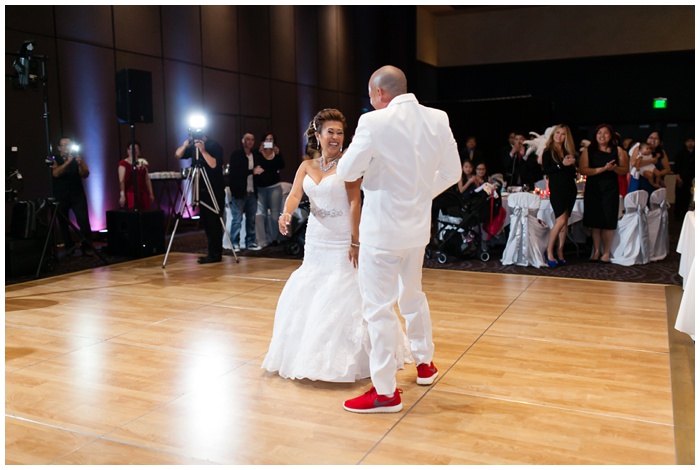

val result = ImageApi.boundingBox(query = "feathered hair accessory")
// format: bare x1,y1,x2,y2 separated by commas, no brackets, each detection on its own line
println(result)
524,126,555,159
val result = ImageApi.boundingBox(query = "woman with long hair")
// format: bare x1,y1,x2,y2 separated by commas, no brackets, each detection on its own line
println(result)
541,124,577,266
579,123,629,263
628,130,672,197
457,159,479,196
254,132,285,246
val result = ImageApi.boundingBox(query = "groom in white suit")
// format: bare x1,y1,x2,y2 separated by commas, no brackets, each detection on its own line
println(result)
337,65,461,413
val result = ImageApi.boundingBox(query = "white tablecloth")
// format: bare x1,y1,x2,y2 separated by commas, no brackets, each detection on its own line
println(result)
676,211,695,286
675,211,695,340
503,194,584,228
502,193,625,228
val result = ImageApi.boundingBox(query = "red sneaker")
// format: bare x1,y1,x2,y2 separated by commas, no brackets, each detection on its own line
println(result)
416,361,438,385
343,387,403,413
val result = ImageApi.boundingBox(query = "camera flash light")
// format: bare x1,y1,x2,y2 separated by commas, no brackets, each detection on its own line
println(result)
188,114,207,130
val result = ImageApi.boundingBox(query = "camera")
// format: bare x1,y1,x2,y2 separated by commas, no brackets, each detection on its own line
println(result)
264,142,273,149
188,127,205,141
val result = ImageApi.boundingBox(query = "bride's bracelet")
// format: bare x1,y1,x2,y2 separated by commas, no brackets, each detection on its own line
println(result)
350,242,360,248
279,212,291,219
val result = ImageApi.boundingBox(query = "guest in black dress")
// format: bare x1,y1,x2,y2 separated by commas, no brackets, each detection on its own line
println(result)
541,124,578,266
579,123,629,263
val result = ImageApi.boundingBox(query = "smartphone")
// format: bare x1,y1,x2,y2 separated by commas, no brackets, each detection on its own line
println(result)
263,142,273,149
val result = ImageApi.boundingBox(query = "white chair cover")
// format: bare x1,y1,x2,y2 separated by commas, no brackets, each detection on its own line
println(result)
610,190,650,266
500,192,549,267
647,188,669,261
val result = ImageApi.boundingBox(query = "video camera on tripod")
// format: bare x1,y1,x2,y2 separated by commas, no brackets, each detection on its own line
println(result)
188,127,205,142
162,114,239,267
186,113,207,167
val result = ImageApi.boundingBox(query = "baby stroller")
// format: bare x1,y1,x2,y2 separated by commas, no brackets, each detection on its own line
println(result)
282,198,310,255
427,188,502,264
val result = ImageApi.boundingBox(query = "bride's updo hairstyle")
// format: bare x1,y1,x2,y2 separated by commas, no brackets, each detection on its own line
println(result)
305,108,347,151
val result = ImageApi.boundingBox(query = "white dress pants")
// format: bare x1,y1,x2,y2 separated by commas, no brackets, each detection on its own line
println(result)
358,245,434,395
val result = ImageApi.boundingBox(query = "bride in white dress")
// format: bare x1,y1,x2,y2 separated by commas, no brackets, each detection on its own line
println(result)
262,108,411,382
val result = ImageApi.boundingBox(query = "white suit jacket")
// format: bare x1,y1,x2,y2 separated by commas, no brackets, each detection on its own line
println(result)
337,93,461,250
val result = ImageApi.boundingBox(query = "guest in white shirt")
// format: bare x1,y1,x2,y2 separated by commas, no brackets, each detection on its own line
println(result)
337,65,461,414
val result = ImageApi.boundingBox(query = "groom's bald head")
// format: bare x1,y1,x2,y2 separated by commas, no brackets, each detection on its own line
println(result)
368,65,407,110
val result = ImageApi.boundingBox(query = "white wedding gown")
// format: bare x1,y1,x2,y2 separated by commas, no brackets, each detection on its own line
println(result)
262,173,412,382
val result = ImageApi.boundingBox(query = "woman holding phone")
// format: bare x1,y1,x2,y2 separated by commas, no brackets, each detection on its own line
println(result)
254,132,286,246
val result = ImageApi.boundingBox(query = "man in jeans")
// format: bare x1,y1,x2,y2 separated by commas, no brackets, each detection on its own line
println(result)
228,132,262,251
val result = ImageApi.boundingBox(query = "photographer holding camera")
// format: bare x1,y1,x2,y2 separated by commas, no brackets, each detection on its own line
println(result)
52,135,93,255
175,131,225,264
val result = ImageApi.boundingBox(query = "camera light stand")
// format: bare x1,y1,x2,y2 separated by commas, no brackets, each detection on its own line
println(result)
33,55,106,278
162,147,238,268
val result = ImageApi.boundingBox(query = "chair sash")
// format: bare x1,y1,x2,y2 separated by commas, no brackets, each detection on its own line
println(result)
501,193,547,267
648,188,669,261
611,190,650,266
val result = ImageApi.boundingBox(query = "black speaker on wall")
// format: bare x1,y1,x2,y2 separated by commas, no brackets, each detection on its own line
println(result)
116,69,153,124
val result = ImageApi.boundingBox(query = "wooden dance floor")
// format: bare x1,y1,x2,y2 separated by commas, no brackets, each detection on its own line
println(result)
5,253,689,464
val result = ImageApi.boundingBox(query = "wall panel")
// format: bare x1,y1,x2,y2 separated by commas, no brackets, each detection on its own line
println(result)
317,6,338,93
297,85,319,156
162,6,201,64
294,6,318,87
238,6,270,78
202,6,238,71
207,115,239,165
432,5,694,67
114,6,162,57
271,81,299,181
55,6,113,47
339,92,363,139
5,6,55,36
318,90,339,111
269,6,296,83
240,75,270,119
204,69,240,117
337,7,356,95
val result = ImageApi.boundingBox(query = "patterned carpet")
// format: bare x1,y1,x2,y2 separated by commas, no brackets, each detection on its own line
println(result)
6,218,684,287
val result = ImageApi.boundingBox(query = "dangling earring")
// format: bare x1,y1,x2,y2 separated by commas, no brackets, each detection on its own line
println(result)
316,141,320,150
340,145,344,153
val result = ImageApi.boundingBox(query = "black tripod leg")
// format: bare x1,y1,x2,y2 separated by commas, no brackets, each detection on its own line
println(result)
57,209,109,265
36,202,60,279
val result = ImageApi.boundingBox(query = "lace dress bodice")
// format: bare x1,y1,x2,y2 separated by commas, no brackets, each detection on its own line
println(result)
303,174,351,244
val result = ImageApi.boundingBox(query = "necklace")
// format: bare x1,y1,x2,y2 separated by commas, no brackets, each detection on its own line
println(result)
319,156,338,172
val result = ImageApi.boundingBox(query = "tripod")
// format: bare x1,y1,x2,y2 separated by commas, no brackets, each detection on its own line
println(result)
162,146,238,267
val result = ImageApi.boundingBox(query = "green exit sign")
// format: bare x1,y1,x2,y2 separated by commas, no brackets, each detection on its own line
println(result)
653,98,667,109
